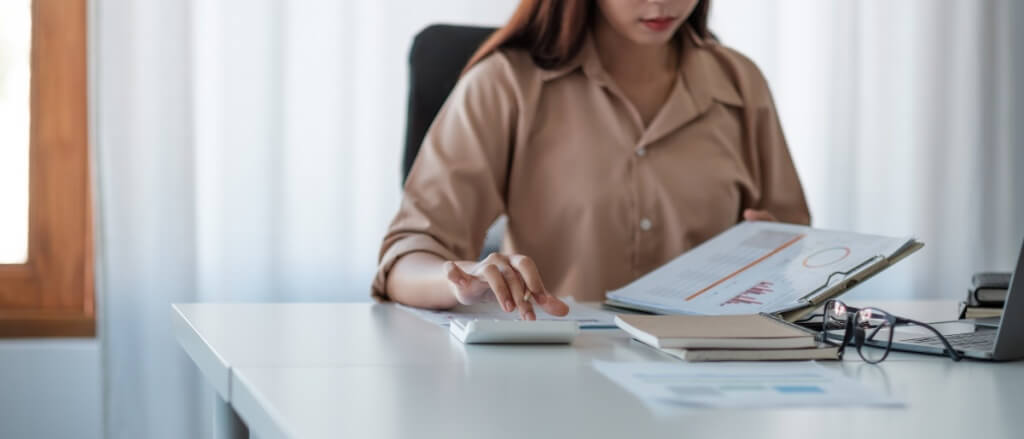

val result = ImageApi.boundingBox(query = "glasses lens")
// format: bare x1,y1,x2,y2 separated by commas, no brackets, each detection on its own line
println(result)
824,301,847,328
822,301,851,351
857,308,894,363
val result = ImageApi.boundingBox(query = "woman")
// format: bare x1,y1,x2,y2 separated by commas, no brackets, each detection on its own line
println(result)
373,0,810,320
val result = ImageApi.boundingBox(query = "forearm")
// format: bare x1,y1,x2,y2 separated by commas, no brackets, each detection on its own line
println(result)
385,252,472,309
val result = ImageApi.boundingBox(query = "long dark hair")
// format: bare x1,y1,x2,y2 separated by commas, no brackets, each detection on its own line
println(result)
464,0,711,73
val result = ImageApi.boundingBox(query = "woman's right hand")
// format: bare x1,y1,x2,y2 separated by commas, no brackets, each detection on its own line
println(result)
443,253,569,320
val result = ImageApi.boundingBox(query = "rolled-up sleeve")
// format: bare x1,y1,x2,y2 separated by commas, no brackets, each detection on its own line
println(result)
371,53,520,301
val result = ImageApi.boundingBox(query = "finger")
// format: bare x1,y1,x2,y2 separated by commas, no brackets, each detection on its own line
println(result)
501,265,533,320
509,254,548,296
480,264,514,312
743,209,775,222
537,294,569,317
508,254,568,316
444,261,472,288
482,252,505,266
445,261,480,305
481,253,515,311
508,255,549,305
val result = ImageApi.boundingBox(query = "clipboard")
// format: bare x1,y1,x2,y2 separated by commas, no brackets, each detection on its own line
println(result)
776,240,924,322
603,222,925,322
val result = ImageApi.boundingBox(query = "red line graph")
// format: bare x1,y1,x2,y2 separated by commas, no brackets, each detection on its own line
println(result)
685,234,805,301
721,281,774,306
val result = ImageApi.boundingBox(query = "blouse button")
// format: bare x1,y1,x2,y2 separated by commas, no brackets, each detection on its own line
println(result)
635,147,647,157
640,218,653,231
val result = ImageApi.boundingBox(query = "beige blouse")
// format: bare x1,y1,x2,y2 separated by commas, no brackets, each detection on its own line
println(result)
373,28,810,302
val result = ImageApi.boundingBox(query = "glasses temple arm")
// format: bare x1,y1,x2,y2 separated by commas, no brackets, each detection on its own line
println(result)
897,317,964,361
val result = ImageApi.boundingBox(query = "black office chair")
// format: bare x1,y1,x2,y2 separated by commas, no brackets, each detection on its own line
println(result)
403,24,497,183
403,24,504,257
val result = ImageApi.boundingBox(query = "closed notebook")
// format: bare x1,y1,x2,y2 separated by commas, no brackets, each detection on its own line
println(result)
614,314,817,349
971,272,1011,305
965,307,1003,319
659,344,840,362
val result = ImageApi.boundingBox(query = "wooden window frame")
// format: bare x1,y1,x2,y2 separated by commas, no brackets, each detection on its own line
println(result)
0,0,94,337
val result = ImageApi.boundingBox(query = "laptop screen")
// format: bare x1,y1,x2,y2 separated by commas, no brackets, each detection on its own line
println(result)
992,239,1024,360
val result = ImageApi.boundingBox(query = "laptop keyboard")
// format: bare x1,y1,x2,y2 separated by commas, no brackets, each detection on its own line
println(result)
902,331,996,351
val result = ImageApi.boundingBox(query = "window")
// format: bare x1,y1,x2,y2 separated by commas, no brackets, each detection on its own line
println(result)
0,1,31,264
0,0,93,337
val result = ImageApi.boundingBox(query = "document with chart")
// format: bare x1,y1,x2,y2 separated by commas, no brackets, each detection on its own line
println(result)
592,361,903,410
605,222,922,319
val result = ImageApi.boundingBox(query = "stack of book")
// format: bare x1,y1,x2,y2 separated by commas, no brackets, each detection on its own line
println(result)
615,314,839,362
960,272,1011,319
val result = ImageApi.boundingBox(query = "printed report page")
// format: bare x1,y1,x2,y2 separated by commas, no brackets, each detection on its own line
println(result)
606,222,912,315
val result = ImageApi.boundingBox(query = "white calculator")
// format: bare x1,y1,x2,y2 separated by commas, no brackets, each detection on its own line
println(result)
449,318,579,344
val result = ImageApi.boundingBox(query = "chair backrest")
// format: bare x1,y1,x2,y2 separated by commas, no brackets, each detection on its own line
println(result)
403,24,497,185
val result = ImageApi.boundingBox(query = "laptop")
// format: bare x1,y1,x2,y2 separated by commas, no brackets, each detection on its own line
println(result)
860,239,1024,361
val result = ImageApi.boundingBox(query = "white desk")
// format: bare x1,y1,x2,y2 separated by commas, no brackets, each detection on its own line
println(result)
173,300,1020,439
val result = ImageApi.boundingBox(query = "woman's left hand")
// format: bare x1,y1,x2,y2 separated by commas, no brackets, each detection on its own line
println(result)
743,209,777,222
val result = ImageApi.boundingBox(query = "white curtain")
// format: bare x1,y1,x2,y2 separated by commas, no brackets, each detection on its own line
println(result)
711,0,1024,298
92,0,1022,437
93,1,518,437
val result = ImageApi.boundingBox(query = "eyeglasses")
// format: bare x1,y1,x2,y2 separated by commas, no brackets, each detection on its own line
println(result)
821,299,963,363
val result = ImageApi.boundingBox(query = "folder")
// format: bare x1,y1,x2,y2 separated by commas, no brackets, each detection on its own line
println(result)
604,222,923,322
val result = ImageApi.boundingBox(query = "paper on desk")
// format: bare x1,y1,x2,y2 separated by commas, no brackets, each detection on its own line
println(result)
593,361,903,410
398,297,617,328
606,221,915,315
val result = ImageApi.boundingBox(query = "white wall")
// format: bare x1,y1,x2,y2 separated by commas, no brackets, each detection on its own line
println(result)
0,340,101,439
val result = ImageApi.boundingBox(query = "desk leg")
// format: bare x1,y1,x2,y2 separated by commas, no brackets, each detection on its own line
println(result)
213,393,248,439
